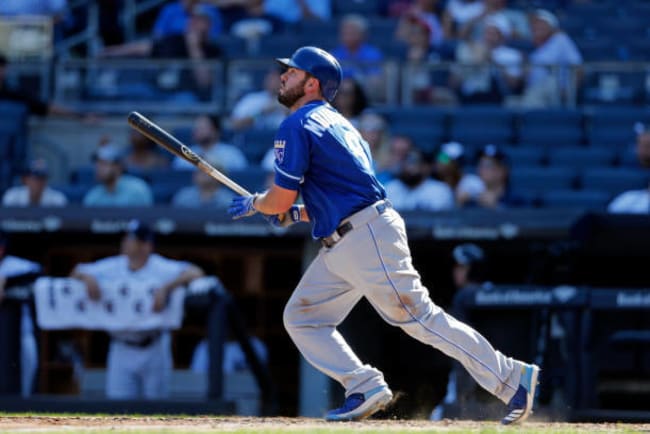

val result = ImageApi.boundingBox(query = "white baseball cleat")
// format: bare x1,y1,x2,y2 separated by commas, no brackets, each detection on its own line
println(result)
325,386,393,422
501,364,540,425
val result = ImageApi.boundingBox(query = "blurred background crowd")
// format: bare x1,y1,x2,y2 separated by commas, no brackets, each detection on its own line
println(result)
0,0,649,214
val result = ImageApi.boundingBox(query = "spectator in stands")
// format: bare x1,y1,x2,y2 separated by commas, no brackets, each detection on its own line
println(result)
395,0,445,50
379,134,416,183
384,148,455,211
515,9,582,108
153,0,223,40
330,77,369,127
2,159,68,207
0,54,96,120
262,0,331,25
229,67,288,132
330,14,385,84
455,0,530,42
172,156,235,208
83,144,153,207
442,0,485,40
434,142,485,207
70,220,205,399
621,123,650,170
397,12,438,63
0,230,41,397
607,181,650,214
173,114,248,171
123,130,170,173
471,144,525,208
396,14,459,104
431,242,491,421
449,14,524,104
227,0,284,41
358,111,392,181
100,4,223,102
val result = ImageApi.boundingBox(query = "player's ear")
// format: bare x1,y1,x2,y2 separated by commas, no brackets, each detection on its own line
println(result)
306,76,319,92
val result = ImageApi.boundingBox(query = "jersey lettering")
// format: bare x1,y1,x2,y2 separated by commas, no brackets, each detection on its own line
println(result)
304,109,340,137
331,123,372,171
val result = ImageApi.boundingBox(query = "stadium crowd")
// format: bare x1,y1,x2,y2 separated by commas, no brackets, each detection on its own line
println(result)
1,0,649,212
1,1,650,417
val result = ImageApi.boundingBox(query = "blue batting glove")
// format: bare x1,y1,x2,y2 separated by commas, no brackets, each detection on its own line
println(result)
265,205,302,228
228,194,258,219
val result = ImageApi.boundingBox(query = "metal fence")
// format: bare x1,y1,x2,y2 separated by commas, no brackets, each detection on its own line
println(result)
4,58,650,114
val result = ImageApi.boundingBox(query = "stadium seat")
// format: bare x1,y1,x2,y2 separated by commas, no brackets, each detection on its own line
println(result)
333,0,381,16
171,125,194,146
580,70,646,105
217,35,248,59
517,127,584,148
0,101,29,188
587,106,650,128
70,165,96,185
539,189,611,211
232,129,276,164
517,109,584,146
580,168,648,194
586,106,649,147
257,35,309,59
519,109,583,129
367,18,399,50
510,166,577,192
229,167,269,193
616,147,640,167
449,127,512,147
390,125,444,154
148,169,193,190
449,107,514,146
575,36,619,61
588,127,637,149
53,184,92,204
547,147,616,169
449,106,514,129
152,183,178,204
624,38,650,61
376,105,446,127
499,146,546,167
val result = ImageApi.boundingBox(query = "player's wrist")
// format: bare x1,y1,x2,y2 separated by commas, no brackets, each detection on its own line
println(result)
251,193,260,212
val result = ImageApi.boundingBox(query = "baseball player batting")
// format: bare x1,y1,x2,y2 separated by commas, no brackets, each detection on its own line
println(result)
228,46,539,424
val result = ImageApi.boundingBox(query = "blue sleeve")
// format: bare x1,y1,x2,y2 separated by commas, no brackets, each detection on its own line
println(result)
153,5,173,38
208,7,223,39
306,0,331,20
273,120,310,191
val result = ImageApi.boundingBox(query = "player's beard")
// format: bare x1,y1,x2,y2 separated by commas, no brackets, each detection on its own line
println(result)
278,76,309,108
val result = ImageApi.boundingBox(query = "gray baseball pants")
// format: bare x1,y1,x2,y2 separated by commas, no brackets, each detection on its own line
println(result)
283,202,524,404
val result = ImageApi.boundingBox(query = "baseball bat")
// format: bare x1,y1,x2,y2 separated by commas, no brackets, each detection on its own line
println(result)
127,111,251,196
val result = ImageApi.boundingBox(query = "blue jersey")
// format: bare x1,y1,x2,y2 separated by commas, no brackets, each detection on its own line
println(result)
273,100,386,238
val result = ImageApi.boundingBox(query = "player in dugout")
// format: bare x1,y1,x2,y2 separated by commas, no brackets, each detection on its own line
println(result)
70,220,204,400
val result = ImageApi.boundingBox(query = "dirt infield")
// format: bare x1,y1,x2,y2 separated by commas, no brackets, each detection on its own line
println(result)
1,416,649,433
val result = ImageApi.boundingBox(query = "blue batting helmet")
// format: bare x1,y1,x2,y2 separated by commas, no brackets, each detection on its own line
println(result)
276,46,342,102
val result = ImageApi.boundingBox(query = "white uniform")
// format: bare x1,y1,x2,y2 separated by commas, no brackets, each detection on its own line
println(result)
0,255,41,396
75,253,191,399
